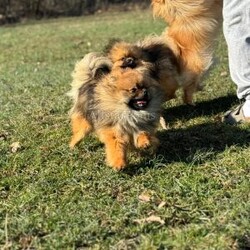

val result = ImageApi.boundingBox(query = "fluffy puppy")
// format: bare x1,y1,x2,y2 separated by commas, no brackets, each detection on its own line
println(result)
107,39,180,101
108,41,145,69
107,39,180,130
68,53,164,170
151,0,223,105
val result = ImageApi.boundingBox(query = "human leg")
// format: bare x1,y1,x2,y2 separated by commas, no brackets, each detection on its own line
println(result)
223,0,250,122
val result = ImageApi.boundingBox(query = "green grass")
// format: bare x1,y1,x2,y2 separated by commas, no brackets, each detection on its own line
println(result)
1,9,250,249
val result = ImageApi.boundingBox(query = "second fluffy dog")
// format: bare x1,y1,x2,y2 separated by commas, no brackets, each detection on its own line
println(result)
68,53,164,170
151,0,223,105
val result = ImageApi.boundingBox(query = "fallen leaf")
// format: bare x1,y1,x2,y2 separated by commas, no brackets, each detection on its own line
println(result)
10,142,21,153
19,235,33,249
138,193,151,202
214,114,223,123
220,71,228,77
159,116,168,130
39,146,49,151
134,215,165,225
158,201,167,209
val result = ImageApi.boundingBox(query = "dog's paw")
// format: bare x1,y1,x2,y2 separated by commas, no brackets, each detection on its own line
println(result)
107,157,127,171
136,133,160,155
136,132,151,149
69,141,76,149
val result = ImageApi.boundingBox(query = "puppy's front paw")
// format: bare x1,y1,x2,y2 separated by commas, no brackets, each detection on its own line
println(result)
69,140,76,149
107,158,126,171
135,132,160,154
135,132,151,149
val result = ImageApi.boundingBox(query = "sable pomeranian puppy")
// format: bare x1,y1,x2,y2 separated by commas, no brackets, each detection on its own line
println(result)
108,41,145,69
151,0,223,105
107,39,180,101
68,53,164,170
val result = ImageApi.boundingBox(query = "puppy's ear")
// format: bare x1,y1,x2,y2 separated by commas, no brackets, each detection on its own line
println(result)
94,65,111,79
103,38,123,54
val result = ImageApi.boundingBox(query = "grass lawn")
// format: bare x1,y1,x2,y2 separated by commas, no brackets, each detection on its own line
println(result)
1,9,250,249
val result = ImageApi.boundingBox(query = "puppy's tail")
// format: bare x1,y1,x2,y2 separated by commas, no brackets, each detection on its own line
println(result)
68,52,112,101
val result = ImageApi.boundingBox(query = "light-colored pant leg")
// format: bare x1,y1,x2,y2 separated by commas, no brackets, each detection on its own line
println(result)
223,0,250,100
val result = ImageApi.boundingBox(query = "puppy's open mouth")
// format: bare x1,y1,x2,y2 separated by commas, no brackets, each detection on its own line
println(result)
129,96,150,110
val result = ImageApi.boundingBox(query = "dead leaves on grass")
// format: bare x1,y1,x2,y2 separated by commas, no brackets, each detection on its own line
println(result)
138,192,151,202
135,191,167,225
158,201,167,209
220,71,228,77
10,142,21,153
138,191,167,209
134,215,165,225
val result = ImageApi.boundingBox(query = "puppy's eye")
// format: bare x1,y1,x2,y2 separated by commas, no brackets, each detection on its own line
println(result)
130,87,137,93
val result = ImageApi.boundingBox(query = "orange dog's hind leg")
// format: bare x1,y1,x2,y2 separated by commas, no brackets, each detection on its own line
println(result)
70,113,92,149
97,128,128,171
182,76,201,106
161,77,179,101
180,51,206,105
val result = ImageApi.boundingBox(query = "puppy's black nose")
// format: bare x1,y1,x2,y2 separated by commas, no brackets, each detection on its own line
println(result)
123,57,136,68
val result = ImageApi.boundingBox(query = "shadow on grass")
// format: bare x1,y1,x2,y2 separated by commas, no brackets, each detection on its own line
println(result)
159,121,249,160
163,94,239,124
237,234,250,250
124,122,250,175
123,95,250,175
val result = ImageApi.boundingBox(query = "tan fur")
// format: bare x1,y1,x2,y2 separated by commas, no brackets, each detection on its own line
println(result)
151,0,223,104
69,113,92,149
69,53,164,170
67,53,112,104
108,39,180,101
108,42,145,69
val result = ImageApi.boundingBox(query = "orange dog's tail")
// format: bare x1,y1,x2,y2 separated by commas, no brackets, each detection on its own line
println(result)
67,53,112,102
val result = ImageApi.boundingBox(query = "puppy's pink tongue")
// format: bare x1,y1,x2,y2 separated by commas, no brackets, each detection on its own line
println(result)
136,100,147,107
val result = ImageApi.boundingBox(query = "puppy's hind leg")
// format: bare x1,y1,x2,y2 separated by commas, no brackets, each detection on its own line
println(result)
70,113,92,149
